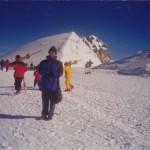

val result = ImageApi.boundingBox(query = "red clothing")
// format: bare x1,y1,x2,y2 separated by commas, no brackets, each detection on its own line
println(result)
34,71,41,81
9,61,27,78
5,60,10,67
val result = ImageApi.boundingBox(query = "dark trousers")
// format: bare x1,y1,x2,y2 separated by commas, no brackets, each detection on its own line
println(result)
34,79,40,88
14,77,23,92
41,91,55,118
6,67,9,72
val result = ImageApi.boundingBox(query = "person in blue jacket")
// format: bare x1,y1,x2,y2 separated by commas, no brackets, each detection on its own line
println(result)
0,59,5,71
36,46,63,121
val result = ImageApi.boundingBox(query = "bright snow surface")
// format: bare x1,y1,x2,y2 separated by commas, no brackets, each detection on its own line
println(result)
0,68,150,150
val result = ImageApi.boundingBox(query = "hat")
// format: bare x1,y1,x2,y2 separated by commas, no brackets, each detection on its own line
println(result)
48,46,57,54
15,55,21,60
64,62,69,66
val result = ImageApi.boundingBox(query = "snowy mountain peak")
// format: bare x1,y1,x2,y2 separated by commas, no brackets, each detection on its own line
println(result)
0,32,112,67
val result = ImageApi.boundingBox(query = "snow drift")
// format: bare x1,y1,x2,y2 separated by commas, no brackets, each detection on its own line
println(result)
0,68,150,150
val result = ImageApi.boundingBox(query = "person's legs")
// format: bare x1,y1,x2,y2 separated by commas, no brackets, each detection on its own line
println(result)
85,68,88,74
48,91,55,120
65,78,68,89
41,91,50,118
69,78,73,90
48,101,55,120
38,80,41,88
34,79,37,87
6,67,8,72
14,77,23,93
18,78,23,91
14,78,17,91
88,67,92,73
37,90,55,121
65,77,71,90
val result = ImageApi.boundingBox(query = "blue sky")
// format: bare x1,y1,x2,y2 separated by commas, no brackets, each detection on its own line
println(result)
0,1,150,60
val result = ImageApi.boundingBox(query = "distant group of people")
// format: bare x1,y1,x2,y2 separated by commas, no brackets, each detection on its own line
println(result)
1,46,94,121
0,58,38,73
28,62,37,71
0,59,10,71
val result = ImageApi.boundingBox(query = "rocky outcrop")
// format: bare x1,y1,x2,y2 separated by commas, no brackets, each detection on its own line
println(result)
82,35,112,63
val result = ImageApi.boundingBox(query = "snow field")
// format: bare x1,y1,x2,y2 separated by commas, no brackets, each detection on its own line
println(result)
0,69,150,150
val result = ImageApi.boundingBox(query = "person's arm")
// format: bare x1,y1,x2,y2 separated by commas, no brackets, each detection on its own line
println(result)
9,61,16,67
51,61,63,78
38,60,47,77
56,61,63,77
19,53,31,62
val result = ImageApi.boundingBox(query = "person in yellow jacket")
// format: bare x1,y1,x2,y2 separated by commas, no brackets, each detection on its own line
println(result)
64,61,74,91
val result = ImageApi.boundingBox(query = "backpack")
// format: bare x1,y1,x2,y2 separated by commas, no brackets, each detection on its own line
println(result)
53,82,63,104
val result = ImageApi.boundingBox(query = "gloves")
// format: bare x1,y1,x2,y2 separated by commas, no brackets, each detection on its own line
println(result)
45,71,53,77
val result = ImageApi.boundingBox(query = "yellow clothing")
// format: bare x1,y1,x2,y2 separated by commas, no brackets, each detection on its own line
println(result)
65,77,73,89
88,67,92,73
64,65,73,89
64,66,73,78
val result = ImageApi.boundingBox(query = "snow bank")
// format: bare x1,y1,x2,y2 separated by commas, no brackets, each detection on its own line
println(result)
95,49,150,77
0,69,150,150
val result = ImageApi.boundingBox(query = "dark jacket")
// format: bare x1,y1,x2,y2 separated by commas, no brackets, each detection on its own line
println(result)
88,61,93,67
0,59,5,67
9,61,27,78
38,56,63,91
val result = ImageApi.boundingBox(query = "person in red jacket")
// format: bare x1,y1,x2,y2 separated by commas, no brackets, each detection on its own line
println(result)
5,59,10,72
9,55,27,94
33,67,41,88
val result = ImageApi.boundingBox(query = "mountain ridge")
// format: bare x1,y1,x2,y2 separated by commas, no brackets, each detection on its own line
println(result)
94,48,150,76
0,32,111,67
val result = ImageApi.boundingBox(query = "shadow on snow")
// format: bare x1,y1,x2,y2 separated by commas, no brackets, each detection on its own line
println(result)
0,114,37,119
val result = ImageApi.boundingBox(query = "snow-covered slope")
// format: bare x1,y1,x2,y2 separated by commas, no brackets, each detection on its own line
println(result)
0,33,70,66
0,69,150,150
0,32,104,67
95,49,150,76
60,32,101,67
